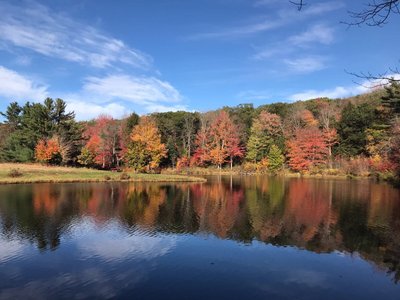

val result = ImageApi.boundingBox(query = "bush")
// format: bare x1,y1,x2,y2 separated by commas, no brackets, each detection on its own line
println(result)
8,168,23,178
120,173,130,180
242,159,269,174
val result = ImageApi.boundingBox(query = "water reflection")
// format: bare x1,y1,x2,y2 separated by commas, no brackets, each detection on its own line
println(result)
0,176,399,298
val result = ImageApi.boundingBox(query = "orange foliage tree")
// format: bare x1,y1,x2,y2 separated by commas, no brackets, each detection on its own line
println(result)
35,137,62,164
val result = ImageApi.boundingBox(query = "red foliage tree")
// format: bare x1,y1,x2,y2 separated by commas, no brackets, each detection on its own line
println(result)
81,115,121,168
192,111,243,168
287,127,328,172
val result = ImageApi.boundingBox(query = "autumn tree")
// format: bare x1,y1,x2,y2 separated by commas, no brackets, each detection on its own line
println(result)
79,115,121,168
198,111,243,169
224,104,255,145
120,112,139,158
35,137,62,165
126,116,167,172
389,119,400,176
191,112,217,167
287,127,328,172
246,111,283,163
316,100,339,167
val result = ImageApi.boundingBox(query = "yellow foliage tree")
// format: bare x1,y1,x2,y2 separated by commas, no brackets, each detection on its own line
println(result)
127,116,167,172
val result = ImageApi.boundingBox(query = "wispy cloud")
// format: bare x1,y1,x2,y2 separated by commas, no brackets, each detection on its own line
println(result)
288,24,334,46
253,0,281,7
0,1,151,69
237,89,272,101
254,24,335,60
189,2,343,40
284,56,328,73
0,2,187,119
0,66,48,101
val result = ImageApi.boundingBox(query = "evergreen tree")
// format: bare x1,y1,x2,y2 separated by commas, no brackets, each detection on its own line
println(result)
337,103,376,156
382,79,400,117
268,144,284,173
0,98,80,163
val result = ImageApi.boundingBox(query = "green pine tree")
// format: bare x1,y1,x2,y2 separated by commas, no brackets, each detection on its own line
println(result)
382,79,400,117
267,144,284,173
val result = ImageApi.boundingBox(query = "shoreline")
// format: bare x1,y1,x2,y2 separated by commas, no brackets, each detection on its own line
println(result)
163,168,396,182
0,163,206,185
0,178,207,185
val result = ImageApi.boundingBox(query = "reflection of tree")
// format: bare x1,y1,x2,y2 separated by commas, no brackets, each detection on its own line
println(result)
191,178,245,240
0,178,399,281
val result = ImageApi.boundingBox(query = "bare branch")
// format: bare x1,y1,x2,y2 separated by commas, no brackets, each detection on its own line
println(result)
345,69,400,89
290,0,305,11
344,0,399,26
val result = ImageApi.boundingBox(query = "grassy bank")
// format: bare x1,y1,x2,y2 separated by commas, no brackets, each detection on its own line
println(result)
0,164,206,184
162,166,397,181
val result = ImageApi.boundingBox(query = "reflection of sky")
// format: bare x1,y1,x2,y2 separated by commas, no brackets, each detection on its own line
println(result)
0,237,26,263
0,217,178,299
68,217,177,262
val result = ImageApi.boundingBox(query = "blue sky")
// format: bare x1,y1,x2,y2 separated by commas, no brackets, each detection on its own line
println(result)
0,0,399,120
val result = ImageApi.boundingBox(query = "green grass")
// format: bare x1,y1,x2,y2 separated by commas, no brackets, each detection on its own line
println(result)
0,163,206,184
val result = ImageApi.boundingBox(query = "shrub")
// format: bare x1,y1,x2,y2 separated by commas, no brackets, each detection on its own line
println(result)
8,168,23,178
120,173,130,180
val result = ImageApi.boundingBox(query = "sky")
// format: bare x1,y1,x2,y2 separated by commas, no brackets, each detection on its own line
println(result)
0,0,399,120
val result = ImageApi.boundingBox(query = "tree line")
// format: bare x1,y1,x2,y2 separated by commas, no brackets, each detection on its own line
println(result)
0,80,399,177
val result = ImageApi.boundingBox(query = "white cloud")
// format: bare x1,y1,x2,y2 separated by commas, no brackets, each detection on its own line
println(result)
0,66,48,101
0,1,151,69
60,74,187,119
84,75,182,104
289,86,366,101
65,100,129,121
288,74,400,101
189,2,343,40
284,56,327,73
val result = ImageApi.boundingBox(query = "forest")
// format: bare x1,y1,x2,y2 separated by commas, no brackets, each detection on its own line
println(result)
0,79,399,179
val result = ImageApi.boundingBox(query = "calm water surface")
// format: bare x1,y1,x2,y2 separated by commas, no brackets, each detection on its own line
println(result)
0,176,399,299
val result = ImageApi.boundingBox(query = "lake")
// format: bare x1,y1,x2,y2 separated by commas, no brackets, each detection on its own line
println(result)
0,176,399,299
